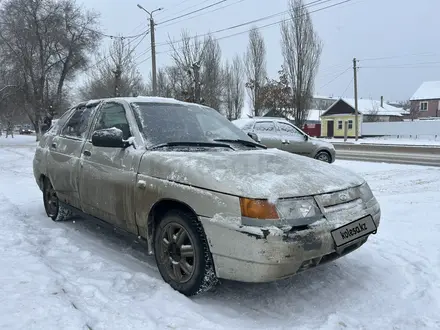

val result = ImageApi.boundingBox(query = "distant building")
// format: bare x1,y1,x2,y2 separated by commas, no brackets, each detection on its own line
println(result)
410,81,440,118
320,97,408,138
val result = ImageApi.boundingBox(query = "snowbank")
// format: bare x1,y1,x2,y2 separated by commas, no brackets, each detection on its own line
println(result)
0,138,439,329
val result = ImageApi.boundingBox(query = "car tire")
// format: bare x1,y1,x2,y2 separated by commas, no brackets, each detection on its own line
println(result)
315,150,332,163
43,178,73,222
154,210,218,296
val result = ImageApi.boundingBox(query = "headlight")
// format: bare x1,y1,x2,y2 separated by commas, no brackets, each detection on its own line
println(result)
359,182,374,201
239,196,323,227
276,197,323,226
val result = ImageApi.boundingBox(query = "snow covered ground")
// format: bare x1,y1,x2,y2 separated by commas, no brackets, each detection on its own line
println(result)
1,136,440,330
327,136,440,146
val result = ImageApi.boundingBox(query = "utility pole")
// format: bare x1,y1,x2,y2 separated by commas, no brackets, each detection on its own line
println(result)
150,16,157,96
353,58,359,141
137,4,163,96
113,64,122,97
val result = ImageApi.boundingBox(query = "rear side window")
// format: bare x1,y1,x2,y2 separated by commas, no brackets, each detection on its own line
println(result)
61,106,95,139
254,121,276,132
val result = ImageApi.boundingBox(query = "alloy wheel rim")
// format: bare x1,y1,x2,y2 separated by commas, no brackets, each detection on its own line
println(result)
159,222,195,283
318,153,330,162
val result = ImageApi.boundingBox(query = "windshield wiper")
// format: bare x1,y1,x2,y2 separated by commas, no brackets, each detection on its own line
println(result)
213,139,266,149
148,141,234,150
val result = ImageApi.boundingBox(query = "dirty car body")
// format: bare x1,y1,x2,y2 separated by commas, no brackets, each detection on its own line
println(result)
33,96,380,296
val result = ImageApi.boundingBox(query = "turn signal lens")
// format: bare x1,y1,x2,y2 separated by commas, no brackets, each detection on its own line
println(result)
239,198,279,220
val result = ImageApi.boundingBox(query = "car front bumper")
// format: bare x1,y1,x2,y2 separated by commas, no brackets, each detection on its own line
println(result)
200,198,380,283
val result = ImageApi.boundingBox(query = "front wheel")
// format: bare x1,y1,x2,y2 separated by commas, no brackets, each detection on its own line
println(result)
43,178,73,222
315,150,332,163
154,210,218,296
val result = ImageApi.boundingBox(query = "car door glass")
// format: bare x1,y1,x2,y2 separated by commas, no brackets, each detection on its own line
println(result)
254,121,276,133
278,122,303,138
61,106,93,139
93,103,132,140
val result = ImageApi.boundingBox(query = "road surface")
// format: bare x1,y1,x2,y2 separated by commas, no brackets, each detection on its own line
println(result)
333,143,440,167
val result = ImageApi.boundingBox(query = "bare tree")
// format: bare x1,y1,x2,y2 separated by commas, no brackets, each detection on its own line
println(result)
201,36,223,110
244,27,267,116
363,101,381,122
409,102,420,121
0,0,101,139
169,30,206,103
169,30,223,109
78,37,148,100
280,0,322,127
223,60,234,120
231,55,244,120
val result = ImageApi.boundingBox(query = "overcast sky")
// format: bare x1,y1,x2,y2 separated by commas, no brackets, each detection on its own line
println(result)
80,0,440,103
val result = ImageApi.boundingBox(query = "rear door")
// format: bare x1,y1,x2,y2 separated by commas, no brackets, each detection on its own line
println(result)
78,101,142,234
276,121,312,156
252,120,283,150
46,104,97,209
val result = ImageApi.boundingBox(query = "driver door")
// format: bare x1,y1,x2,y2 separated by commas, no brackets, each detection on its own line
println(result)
78,101,140,234
276,121,312,156
252,120,283,150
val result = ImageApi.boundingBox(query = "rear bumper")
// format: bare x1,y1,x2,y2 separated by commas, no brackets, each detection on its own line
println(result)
200,200,380,283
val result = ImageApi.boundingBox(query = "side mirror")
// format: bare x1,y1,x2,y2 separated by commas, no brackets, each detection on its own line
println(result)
304,134,309,141
91,128,129,148
247,132,260,142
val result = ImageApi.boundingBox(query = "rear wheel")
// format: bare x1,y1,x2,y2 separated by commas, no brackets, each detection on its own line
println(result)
154,210,218,296
315,150,332,163
43,178,73,222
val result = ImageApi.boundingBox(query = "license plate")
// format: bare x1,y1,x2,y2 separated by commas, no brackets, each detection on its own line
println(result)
331,215,377,247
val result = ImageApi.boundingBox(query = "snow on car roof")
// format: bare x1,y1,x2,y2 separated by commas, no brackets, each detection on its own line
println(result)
114,96,189,105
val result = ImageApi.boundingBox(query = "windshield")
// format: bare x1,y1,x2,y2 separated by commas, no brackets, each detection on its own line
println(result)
130,102,255,147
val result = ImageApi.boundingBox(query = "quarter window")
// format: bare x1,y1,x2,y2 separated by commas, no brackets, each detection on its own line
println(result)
93,103,131,140
254,121,276,132
61,106,94,139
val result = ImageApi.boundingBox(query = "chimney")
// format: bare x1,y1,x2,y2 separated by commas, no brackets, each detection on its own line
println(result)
380,96,384,107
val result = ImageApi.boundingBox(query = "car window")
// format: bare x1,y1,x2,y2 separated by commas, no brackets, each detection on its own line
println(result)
61,106,94,139
277,122,303,136
93,103,132,140
254,121,276,132
131,102,254,147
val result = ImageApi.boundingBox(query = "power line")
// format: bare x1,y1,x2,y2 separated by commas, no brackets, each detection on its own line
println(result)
158,0,212,21
81,31,149,74
159,0,247,28
319,67,351,89
84,27,149,40
358,52,440,62
360,61,440,69
341,76,354,97
156,0,344,48
157,0,228,25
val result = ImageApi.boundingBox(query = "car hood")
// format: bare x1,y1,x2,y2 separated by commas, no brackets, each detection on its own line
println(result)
139,148,364,199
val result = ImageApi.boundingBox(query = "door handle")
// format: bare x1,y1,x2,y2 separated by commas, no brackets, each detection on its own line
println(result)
51,142,57,148
83,150,91,157
281,140,290,144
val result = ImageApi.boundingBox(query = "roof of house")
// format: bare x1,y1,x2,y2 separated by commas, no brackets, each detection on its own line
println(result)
410,81,440,101
322,98,408,117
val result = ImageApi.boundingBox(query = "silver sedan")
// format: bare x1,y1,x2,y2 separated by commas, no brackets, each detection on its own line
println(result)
33,97,380,296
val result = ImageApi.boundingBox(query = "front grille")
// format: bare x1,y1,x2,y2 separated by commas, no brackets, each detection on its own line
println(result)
315,186,361,208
